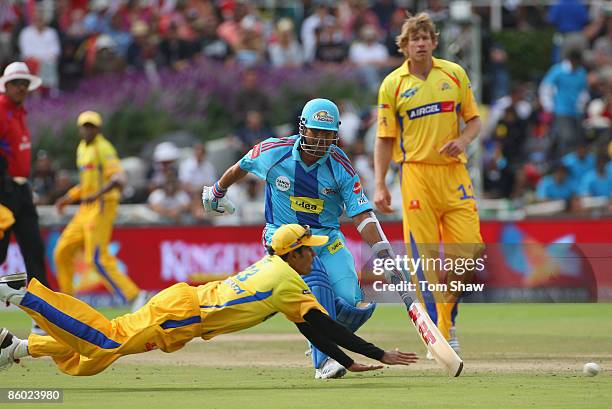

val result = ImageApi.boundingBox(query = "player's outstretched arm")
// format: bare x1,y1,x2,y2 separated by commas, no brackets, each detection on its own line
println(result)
298,309,418,371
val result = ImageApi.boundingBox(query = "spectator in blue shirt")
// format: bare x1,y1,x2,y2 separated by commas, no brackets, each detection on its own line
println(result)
562,142,595,184
581,154,612,197
539,49,589,158
536,164,577,200
547,0,590,62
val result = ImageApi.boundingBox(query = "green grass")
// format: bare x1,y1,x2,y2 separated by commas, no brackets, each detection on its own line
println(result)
1,304,612,409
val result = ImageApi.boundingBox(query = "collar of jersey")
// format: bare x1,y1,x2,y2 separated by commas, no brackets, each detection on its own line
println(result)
399,57,443,77
291,136,331,171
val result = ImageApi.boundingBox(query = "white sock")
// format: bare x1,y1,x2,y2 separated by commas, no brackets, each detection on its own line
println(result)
13,339,29,359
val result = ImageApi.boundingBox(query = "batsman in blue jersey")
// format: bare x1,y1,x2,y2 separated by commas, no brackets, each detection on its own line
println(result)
202,99,398,379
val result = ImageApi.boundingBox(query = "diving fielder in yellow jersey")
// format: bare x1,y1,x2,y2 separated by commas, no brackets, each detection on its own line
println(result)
0,224,417,376
374,13,484,349
53,111,144,307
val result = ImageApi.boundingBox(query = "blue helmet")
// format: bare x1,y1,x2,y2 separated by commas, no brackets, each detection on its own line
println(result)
300,98,340,132
299,98,341,157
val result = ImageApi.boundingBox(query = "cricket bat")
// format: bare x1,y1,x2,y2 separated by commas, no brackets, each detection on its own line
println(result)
390,274,464,377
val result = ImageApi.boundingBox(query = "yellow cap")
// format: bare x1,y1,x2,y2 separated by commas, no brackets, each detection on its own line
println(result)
77,111,103,127
271,224,328,256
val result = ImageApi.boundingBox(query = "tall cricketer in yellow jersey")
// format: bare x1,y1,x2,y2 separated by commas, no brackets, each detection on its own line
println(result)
54,111,141,304
375,14,484,343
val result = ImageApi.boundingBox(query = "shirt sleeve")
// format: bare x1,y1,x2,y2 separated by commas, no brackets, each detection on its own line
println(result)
333,150,373,217
458,66,480,122
239,137,292,180
99,142,123,179
376,75,398,139
270,271,327,323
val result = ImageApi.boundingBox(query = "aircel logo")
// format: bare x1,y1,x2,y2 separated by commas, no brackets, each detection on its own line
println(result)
313,110,334,123
290,196,324,214
408,101,455,119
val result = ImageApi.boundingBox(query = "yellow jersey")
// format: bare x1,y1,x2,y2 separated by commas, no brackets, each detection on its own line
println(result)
196,255,326,340
67,134,123,203
376,57,479,165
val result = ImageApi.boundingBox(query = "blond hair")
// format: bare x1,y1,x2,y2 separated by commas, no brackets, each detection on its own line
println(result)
395,12,439,58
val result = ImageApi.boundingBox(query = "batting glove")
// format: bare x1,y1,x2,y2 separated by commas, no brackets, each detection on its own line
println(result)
202,182,236,214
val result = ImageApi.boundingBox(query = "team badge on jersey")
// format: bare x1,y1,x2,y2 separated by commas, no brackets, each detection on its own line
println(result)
438,80,451,91
313,110,334,123
400,87,419,98
353,181,362,194
275,176,291,191
327,238,345,254
321,187,337,195
409,199,420,210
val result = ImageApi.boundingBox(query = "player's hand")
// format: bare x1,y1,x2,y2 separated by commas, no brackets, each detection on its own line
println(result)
374,184,394,214
380,348,419,366
55,196,71,216
81,193,100,204
347,362,384,372
201,186,236,214
439,137,469,157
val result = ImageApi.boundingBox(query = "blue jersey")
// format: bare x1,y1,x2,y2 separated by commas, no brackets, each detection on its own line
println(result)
239,136,372,235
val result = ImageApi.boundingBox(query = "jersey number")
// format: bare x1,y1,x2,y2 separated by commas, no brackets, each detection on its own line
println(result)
235,265,260,282
458,184,474,200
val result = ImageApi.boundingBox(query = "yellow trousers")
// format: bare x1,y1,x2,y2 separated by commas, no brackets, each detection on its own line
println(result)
400,163,484,339
54,201,140,302
22,279,202,376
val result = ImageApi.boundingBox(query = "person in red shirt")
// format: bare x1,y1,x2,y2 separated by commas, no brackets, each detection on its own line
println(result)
0,62,50,323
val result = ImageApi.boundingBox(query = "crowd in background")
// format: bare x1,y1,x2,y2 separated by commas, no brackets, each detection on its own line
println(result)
1,0,611,224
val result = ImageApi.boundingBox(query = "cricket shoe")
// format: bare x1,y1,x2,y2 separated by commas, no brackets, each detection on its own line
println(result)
314,358,347,379
448,326,461,354
0,272,27,305
0,328,21,371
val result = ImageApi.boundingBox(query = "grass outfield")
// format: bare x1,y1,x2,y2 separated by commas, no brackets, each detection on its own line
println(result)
1,304,611,409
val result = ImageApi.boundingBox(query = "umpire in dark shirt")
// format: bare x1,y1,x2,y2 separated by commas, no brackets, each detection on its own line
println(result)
0,62,50,296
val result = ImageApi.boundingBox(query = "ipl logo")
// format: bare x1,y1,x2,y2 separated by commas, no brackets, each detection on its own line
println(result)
313,110,334,123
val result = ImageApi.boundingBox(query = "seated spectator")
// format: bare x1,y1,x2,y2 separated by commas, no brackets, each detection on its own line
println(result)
580,154,611,197
233,15,265,67
83,0,111,35
536,164,577,201
107,12,133,59
192,15,230,62
232,68,271,127
31,150,56,205
148,141,180,193
561,142,595,184
91,34,125,75
314,20,349,65
158,22,194,69
18,7,61,91
348,24,389,92
268,18,303,69
126,20,156,71
234,110,273,156
584,73,612,141
178,143,217,194
148,174,191,223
